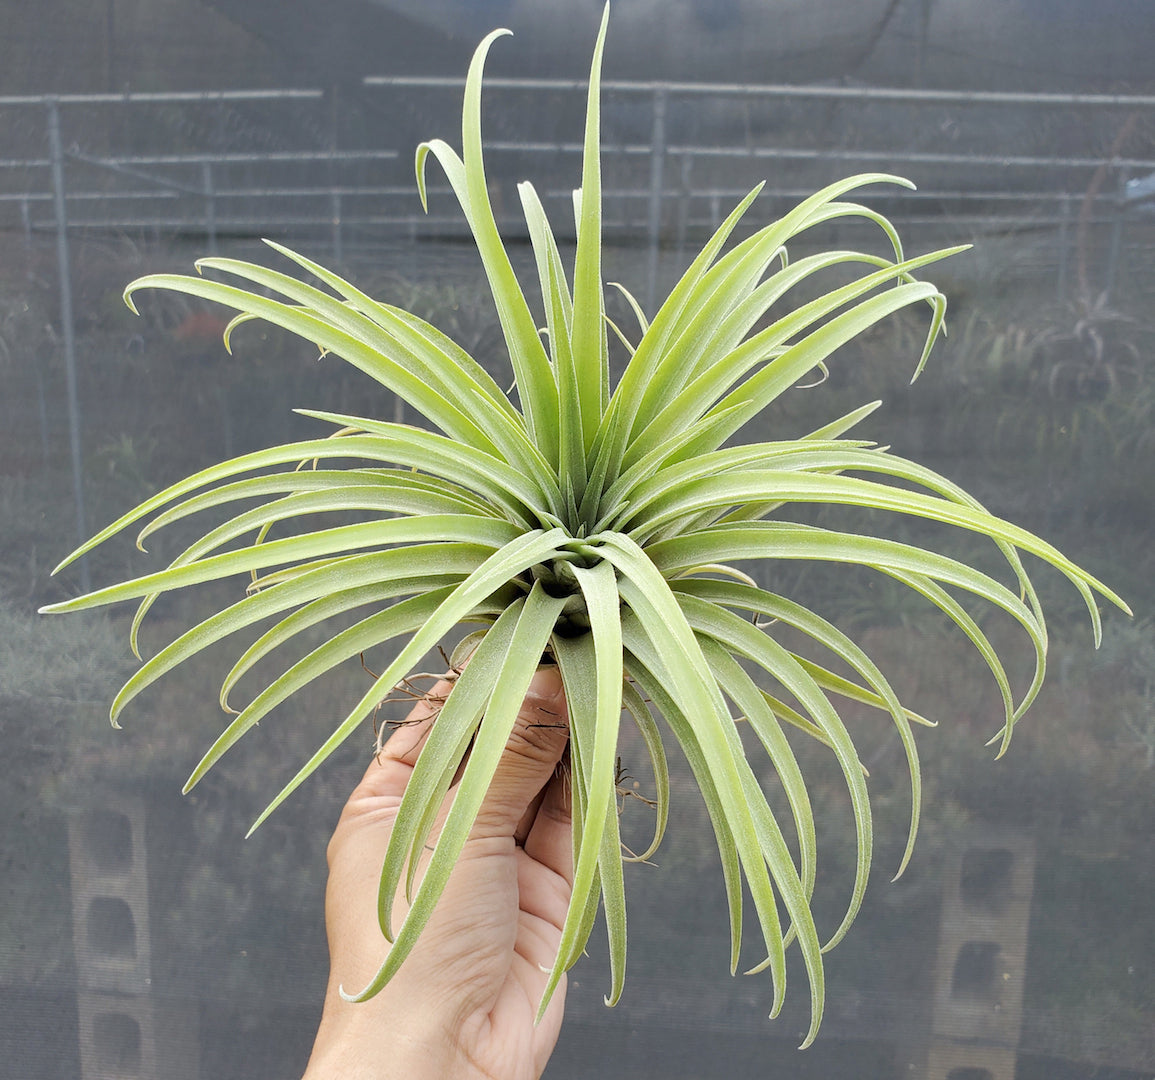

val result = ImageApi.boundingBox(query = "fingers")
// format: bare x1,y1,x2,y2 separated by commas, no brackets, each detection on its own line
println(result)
471,665,570,840
522,762,574,886
513,763,574,996
348,677,456,803
343,666,571,838
379,676,457,767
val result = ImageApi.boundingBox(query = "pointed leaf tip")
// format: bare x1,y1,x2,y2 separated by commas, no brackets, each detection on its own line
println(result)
414,143,432,213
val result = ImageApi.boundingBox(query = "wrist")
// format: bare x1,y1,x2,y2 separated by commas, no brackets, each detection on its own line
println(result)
304,1037,454,1080
304,993,462,1080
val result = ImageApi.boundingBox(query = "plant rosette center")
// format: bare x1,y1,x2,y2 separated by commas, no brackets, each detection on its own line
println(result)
531,546,607,624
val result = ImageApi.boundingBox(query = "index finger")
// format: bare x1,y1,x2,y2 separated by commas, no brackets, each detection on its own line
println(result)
351,675,458,802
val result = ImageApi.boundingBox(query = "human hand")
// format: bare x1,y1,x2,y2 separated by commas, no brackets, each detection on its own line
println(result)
304,666,572,1080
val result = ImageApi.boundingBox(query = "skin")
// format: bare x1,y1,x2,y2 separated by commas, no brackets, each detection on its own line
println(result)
304,667,572,1080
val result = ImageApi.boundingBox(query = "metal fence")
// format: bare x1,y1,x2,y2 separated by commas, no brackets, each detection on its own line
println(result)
3,78,1155,587
5,77,1155,317
5,79,1155,248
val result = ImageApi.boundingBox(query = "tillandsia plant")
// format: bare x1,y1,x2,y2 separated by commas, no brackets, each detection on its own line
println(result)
42,6,1129,1048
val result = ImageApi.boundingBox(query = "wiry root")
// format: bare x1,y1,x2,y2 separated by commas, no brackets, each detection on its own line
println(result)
365,645,465,757
615,754,658,811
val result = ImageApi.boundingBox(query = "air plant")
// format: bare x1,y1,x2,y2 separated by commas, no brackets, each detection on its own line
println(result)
41,6,1128,1048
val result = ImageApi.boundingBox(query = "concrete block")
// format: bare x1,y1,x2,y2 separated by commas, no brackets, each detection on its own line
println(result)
930,827,1036,1045
924,1038,1017,1080
68,795,152,993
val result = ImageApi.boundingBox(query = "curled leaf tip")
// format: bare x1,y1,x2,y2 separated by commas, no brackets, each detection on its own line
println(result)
414,144,432,213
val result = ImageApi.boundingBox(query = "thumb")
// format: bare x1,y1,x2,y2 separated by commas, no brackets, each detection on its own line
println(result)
470,665,569,839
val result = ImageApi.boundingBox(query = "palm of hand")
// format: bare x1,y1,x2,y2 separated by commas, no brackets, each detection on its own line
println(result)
307,671,572,1080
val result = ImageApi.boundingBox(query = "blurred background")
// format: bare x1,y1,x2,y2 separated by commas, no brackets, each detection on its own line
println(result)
2,1,1153,1077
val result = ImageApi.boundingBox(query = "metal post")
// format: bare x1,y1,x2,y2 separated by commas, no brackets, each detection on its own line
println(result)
35,348,51,471
675,154,692,260
20,196,33,247
1057,193,1072,304
47,97,90,591
915,0,934,89
1104,168,1128,301
645,85,668,316
201,161,217,254
329,86,343,264
19,197,51,471
330,182,344,264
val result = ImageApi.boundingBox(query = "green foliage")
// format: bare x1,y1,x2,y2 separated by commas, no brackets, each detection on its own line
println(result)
0,598,131,764
0,598,134,985
906,295,1155,523
41,8,1128,1047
